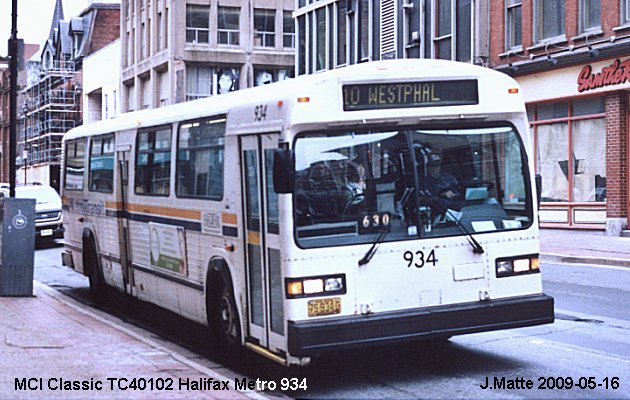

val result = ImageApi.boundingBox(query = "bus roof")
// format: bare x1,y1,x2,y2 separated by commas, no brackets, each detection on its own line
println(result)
64,59,523,141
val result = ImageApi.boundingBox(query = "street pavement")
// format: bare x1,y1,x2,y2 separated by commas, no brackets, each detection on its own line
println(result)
0,227,628,399
0,281,267,399
540,228,630,267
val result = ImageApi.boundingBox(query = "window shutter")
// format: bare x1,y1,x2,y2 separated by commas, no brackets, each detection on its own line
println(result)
380,0,396,59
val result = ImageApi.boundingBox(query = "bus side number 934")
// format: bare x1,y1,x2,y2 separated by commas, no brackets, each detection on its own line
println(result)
404,249,438,268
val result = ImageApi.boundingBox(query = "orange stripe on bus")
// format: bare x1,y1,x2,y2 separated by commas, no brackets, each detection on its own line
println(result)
126,203,202,220
105,201,123,209
247,230,261,245
222,213,238,225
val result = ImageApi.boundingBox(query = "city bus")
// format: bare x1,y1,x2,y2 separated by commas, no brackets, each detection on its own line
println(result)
61,59,554,366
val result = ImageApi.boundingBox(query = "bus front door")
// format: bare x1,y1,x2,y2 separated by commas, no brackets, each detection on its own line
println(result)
240,134,284,354
116,146,134,294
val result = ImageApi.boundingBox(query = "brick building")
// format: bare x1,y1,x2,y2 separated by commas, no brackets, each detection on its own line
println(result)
120,0,294,111
20,0,120,189
490,0,630,235
0,42,39,183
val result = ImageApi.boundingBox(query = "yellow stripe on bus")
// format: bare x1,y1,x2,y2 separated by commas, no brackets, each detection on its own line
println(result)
247,230,261,245
126,203,202,220
222,212,237,225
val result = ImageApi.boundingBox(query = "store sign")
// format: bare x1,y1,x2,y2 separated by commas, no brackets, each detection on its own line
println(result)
577,59,630,92
343,80,478,111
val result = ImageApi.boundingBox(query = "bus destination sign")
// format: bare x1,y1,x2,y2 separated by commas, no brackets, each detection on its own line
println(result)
342,80,478,111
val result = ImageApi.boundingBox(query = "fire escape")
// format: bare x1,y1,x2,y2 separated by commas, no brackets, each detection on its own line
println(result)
19,58,80,187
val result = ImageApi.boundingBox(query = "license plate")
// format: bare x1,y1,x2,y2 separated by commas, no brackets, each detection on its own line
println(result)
308,297,341,317
41,229,53,237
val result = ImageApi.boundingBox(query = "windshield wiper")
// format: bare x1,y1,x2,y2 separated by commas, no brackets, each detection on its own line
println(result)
358,187,414,266
430,201,485,254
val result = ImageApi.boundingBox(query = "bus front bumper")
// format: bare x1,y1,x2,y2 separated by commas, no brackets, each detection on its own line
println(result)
287,294,554,356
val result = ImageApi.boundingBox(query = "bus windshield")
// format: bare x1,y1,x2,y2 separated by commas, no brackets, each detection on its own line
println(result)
293,125,533,248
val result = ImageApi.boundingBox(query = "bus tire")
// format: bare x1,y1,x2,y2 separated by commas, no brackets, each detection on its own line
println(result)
206,267,241,352
84,235,106,302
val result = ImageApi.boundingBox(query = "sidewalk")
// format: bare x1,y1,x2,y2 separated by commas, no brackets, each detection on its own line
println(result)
540,228,630,267
0,282,266,400
0,228,625,399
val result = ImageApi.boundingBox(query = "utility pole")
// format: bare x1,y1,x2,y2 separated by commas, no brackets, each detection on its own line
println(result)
8,0,18,197
0,0,36,297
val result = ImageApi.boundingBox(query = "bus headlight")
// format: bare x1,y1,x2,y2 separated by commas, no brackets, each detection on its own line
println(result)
495,255,540,278
286,274,346,298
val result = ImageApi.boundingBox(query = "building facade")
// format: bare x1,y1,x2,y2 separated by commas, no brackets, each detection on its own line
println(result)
0,42,39,183
84,40,122,123
293,0,490,75
120,0,295,111
19,0,120,189
490,0,630,235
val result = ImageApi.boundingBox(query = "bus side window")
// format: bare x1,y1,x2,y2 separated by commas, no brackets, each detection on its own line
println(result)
88,134,115,193
135,126,172,196
176,117,226,199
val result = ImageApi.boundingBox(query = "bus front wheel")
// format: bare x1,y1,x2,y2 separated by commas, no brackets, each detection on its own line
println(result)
207,272,241,351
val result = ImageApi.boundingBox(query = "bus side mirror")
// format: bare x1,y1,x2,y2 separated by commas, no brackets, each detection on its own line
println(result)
273,148,294,194
535,174,542,205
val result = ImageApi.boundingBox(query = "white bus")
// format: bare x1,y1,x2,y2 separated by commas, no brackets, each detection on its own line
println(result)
61,59,553,366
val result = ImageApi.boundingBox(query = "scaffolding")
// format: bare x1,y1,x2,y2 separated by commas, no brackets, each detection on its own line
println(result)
19,59,81,171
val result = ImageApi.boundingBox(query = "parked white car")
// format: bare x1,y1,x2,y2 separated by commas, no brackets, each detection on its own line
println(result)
0,184,64,240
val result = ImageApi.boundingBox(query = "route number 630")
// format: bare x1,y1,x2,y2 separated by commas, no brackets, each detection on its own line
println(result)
403,249,438,268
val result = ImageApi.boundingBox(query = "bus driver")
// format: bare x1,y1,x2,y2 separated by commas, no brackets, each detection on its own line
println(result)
424,150,461,210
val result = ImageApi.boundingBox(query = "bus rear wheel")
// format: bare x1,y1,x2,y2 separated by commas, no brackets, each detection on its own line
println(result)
207,274,241,351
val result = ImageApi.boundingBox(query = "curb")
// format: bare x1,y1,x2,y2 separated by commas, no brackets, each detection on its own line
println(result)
540,253,630,268
33,281,271,400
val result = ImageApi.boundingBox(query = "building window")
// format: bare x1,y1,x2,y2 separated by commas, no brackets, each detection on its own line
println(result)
297,15,306,74
315,7,326,71
218,6,240,45
427,0,472,62
88,134,115,193
157,11,163,51
186,65,239,100
254,68,294,86
158,70,169,106
506,0,522,49
623,0,630,25
359,0,370,61
141,22,147,59
579,0,601,32
135,126,172,196
176,117,226,200
530,98,606,206
186,65,212,100
283,11,295,48
534,0,565,42
126,83,135,112
141,78,151,109
336,1,346,65
254,9,275,47
186,4,209,44
435,0,452,60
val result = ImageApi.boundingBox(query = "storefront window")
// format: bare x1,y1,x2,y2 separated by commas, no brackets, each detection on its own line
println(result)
537,123,569,202
531,98,605,205
572,119,606,202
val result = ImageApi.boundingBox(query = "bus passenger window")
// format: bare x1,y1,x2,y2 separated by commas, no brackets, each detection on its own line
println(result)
65,139,85,191
176,117,226,200
135,126,172,196
88,134,115,193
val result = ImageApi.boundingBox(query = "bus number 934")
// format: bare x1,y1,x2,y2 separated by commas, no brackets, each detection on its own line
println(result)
404,249,438,268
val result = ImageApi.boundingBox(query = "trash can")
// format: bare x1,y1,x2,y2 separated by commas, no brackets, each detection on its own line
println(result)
0,197,36,296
